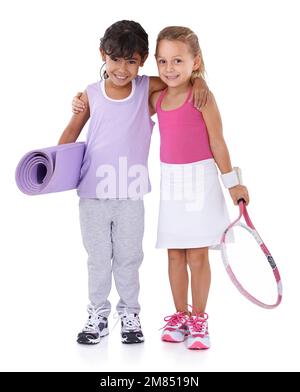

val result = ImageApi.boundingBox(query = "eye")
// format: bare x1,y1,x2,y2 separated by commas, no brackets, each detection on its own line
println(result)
128,60,137,64
158,59,166,64
174,59,182,64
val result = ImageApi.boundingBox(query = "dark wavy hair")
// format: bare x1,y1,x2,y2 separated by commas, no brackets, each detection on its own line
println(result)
100,20,149,61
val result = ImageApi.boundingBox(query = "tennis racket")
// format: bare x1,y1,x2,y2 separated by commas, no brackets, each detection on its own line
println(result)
220,198,282,309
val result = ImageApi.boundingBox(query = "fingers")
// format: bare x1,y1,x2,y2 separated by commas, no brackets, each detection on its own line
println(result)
199,90,208,110
192,92,202,111
236,197,249,205
230,185,250,206
72,105,82,114
242,186,250,205
194,90,209,111
72,93,85,114
72,101,84,114
72,99,85,110
237,192,250,206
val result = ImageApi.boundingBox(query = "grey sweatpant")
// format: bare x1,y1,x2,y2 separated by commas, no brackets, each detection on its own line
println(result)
79,198,144,317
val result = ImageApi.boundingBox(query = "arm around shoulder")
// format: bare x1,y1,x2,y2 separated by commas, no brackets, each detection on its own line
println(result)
58,90,90,144
149,90,161,116
148,76,167,96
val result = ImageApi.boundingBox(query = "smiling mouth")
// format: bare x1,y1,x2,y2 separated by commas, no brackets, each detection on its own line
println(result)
114,74,128,80
165,75,179,80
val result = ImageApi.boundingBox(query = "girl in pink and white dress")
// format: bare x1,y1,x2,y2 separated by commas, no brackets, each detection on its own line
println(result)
149,26,249,350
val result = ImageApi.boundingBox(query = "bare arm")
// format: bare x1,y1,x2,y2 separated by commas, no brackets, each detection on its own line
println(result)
71,78,165,115
148,77,167,116
202,93,249,204
191,77,211,110
149,75,210,111
148,76,167,97
201,93,232,174
148,90,161,117
58,91,90,144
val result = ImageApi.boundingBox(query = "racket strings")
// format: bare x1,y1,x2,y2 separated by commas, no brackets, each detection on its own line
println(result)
220,202,282,308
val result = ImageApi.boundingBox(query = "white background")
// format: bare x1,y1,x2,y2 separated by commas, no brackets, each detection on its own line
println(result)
1,0,299,372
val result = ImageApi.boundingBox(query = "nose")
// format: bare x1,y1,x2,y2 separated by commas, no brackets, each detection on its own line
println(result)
166,62,174,73
118,60,127,73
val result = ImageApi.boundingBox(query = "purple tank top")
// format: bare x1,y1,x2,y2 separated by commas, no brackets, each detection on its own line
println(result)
77,75,154,199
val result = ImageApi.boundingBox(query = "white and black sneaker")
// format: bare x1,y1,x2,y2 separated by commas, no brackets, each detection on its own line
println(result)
120,313,144,344
77,304,109,345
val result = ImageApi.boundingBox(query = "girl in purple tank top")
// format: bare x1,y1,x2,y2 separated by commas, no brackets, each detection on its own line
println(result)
149,27,250,350
58,20,209,346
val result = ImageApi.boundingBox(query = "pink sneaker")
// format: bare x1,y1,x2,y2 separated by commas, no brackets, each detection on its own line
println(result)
161,311,189,343
186,312,210,350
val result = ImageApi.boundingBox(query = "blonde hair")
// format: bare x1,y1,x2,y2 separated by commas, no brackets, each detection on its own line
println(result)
155,26,206,81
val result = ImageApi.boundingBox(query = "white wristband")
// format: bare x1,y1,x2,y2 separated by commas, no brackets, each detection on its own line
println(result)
221,167,242,188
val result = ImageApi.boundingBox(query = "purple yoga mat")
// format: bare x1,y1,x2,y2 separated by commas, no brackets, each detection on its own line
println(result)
15,142,86,195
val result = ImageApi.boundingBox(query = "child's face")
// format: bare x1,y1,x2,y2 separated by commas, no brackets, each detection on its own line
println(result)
101,50,147,86
156,40,200,87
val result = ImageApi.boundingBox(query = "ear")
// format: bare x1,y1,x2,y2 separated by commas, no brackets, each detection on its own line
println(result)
100,48,106,62
140,53,149,67
193,55,201,71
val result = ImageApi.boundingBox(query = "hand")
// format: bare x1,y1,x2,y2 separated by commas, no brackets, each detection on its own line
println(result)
229,185,250,206
72,92,85,114
190,78,210,111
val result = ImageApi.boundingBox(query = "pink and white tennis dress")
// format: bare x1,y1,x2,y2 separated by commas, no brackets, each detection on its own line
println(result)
155,88,232,249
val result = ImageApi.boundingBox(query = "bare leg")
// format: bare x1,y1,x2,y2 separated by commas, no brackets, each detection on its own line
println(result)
168,249,188,313
186,247,210,314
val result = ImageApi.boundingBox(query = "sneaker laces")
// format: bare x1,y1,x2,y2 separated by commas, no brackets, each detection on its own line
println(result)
188,312,209,334
83,304,109,333
160,311,188,330
121,312,141,332
110,311,141,333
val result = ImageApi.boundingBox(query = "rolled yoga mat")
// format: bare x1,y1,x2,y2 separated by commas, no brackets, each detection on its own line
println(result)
15,142,86,195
